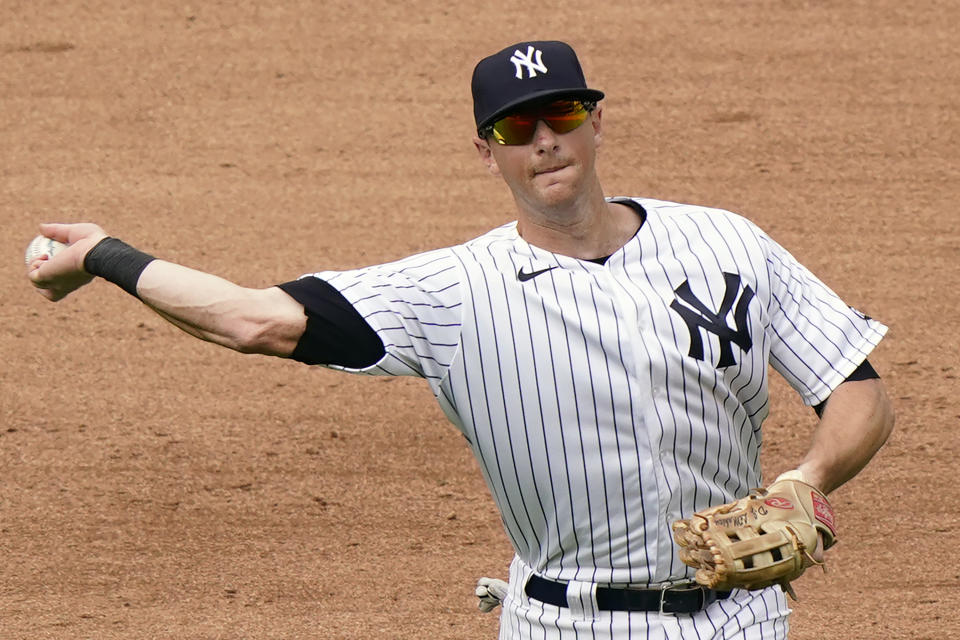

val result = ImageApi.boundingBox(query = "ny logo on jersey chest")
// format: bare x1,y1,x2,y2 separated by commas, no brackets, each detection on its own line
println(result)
670,273,755,368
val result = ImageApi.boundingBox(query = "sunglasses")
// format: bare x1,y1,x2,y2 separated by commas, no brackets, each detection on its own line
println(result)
480,100,594,146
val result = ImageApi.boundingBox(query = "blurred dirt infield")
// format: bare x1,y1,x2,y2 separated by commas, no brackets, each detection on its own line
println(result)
2,2,957,638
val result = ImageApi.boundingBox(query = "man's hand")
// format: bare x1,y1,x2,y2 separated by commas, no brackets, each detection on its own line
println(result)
26,223,108,301
475,577,509,613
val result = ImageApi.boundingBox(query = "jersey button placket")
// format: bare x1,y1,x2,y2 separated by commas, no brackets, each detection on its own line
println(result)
603,268,674,576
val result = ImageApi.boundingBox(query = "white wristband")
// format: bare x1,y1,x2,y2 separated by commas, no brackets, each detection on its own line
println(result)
774,469,809,484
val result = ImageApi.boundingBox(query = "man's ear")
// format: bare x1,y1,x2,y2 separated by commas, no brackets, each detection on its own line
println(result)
473,136,501,177
591,104,604,148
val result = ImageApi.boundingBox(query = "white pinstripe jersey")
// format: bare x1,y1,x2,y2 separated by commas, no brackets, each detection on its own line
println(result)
302,197,886,586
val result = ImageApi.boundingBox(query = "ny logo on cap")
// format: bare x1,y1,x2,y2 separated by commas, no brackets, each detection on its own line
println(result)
510,46,548,79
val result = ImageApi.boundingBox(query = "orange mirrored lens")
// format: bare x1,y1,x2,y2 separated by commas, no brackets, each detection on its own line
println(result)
491,101,589,145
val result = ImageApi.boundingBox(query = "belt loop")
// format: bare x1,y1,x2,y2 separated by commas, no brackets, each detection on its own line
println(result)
565,579,598,620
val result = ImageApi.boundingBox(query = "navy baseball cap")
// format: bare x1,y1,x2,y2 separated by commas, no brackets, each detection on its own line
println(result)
472,40,605,132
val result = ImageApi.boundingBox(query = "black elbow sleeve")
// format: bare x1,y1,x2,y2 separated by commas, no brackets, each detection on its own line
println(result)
276,277,385,368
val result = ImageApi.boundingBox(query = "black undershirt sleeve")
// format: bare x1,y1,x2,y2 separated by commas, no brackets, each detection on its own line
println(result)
812,359,880,418
276,277,385,368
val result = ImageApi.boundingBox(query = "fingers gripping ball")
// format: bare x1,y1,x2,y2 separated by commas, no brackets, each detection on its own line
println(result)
25,235,67,266
671,478,837,599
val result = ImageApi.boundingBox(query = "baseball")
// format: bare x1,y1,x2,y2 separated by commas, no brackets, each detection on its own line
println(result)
24,235,67,266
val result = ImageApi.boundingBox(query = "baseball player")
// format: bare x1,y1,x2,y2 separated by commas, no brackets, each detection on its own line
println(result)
27,41,894,639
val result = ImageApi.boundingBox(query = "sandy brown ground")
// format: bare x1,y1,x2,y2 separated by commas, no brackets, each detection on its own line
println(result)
2,1,957,638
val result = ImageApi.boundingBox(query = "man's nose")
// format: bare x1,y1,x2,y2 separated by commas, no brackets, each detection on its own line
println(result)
532,120,560,149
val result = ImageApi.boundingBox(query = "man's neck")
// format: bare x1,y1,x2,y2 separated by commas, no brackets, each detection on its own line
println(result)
515,188,641,261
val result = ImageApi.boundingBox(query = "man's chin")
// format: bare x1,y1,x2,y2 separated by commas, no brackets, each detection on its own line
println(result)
533,186,582,211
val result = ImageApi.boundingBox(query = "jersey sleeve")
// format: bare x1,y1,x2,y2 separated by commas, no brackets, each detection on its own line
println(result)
294,247,464,382
760,232,888,406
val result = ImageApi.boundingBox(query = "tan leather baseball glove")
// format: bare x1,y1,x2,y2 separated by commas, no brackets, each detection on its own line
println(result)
671,476,837,599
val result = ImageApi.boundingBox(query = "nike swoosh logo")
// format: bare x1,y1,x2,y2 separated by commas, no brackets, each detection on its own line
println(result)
517,266,557,282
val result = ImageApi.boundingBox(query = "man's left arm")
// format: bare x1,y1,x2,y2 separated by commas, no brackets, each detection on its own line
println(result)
755,228,895,495
794,375,895,495
671,369,894,593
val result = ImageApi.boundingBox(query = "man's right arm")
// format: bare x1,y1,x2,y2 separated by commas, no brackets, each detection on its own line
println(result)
136,260,306,356
27,222,306,357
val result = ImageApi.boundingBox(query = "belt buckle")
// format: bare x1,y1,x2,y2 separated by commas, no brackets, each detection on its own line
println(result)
658,582,703,616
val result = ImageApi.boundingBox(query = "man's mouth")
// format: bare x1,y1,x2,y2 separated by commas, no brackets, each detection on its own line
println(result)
535,164,568,176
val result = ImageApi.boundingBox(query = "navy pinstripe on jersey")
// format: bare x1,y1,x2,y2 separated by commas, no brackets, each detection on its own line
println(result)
300,197,886,588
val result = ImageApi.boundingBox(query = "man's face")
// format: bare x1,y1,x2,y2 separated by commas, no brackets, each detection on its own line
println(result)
474,101,604,213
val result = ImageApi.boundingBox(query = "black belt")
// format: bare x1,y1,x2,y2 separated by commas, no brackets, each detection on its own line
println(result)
525,574,731,614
